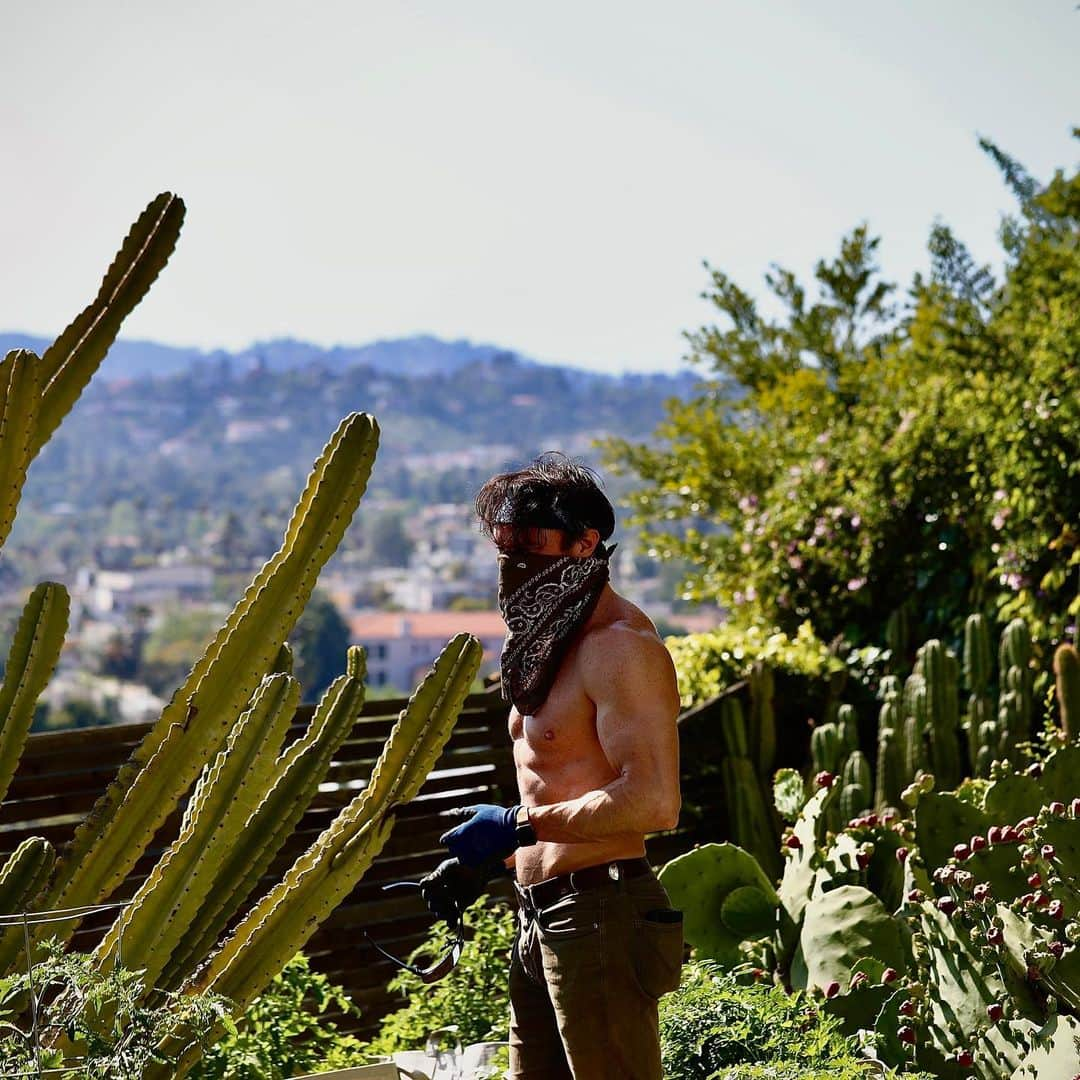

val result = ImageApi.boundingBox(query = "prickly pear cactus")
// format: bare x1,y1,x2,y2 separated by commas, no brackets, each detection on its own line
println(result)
658,842,779,966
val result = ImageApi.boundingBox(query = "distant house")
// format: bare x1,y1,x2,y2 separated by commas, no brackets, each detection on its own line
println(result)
77,565,214,616
348,610,506,691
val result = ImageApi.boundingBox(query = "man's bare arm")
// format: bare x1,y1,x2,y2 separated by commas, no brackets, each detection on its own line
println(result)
528,626,682,843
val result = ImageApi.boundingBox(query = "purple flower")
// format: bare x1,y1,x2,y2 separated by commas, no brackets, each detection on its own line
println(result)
850,514,861,529
847,577,867,592
788,555,804,570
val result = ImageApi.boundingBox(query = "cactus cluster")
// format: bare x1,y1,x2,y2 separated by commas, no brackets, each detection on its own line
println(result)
0,193,485,1075
665,608,1080,1076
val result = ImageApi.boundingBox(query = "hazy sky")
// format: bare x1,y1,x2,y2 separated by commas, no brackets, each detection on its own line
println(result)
2,2,1076,373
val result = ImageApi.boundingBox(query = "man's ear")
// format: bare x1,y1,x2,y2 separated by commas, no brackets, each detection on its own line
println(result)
573,528,601,557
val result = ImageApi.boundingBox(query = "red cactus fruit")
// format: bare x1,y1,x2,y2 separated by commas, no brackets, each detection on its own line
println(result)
1028,871,1042,888
896,846,909,864
881,967,898,983
1042,844,1057,860
1049,900,1065,920
907,888,925,903
953,843,971,861
824,980,840,998
898,1025,916,1045
1050,941,1065,959
970,835,987,852
850,971,868,990
898,998,917,1017
1049,801,1066,816
815,770,835,789
785,834,802,850
1071,798,1080,817
988,825,1003,844
987,1002,1004,1023
937,897,958,916
987,927,1004,946
956,1050,974,1068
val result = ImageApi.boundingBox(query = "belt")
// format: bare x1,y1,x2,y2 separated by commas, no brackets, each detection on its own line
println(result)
515,857,653,915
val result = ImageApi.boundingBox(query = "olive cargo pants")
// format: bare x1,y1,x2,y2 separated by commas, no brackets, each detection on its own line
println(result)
509,861,684,1079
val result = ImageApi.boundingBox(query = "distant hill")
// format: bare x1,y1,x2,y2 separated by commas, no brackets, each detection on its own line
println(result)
0,332,576,380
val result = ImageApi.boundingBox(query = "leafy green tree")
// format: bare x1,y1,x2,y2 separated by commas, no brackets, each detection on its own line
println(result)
289,589,351,702
600,132,1080,662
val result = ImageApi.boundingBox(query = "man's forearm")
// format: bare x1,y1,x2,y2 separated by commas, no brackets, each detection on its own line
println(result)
528,775,679,843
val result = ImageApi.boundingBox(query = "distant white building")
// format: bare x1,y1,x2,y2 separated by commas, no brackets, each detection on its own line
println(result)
76,565,214,616
348,610,506,691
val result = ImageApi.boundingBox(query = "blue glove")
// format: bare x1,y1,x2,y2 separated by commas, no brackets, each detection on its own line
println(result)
439,804,521,867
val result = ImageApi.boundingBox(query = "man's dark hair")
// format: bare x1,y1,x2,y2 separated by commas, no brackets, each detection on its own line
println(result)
474,452,616,552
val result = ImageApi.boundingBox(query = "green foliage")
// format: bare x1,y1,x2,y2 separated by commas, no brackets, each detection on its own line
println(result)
601,133,1080,657
658,961,918,1079
360,898,517,1059
666,620,844,708
0,939,229,1079
288,588,351,702
191,953,365,1080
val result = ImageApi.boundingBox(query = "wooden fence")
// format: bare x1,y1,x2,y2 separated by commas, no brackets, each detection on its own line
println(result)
0,683,734,1039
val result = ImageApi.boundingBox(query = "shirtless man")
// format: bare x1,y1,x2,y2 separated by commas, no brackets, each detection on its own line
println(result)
421,453,684,1079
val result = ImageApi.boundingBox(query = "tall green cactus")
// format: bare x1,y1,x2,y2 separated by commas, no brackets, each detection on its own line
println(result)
146,632,483,1078
747,660,776,781
964,614,997,776
875,690,905,811
917,640,963,790
156,647,369,994
37,411,380,934
0,351,40,552
1054,642,1079,741
998,617,1034,758
92,673,303,989
719,697,779,879
0,582,69,805
0,838,55,918
30,193,186,459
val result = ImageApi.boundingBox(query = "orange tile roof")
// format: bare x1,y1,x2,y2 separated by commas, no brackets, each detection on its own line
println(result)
348,610,506,640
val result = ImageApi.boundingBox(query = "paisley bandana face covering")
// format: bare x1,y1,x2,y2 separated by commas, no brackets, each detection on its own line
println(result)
497,540,617,715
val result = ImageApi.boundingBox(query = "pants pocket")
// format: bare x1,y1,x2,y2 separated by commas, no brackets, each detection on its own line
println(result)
535,893,602,941
632,908,684,999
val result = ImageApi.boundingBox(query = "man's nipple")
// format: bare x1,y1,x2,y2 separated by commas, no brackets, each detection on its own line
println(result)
543,729,555,741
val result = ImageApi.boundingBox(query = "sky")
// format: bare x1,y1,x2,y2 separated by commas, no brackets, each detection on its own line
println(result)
2,2,1077,375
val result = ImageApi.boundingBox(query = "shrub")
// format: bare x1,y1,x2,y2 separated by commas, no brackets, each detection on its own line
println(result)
358,897,517,1060
0,939,229,1079
191,953,365,1079
659,962,927,1080
666,620,844,708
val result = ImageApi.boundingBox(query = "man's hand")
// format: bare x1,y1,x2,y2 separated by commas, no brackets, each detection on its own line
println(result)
418,857,504,925
439,803,523,866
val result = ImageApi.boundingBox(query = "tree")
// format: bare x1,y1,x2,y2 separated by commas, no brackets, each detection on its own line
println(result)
600,131,1080,661
289,589,351,702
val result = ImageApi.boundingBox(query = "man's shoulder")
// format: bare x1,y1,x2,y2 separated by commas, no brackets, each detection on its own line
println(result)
577,616,672,668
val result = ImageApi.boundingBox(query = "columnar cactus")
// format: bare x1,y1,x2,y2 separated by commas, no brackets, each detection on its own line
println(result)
36,410,380,939
0,582,69,806
916,639,963,790
147,632,482,1078
1053,642,1079,742
719,697,780,879
964,613,996,774
747,660,776,782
